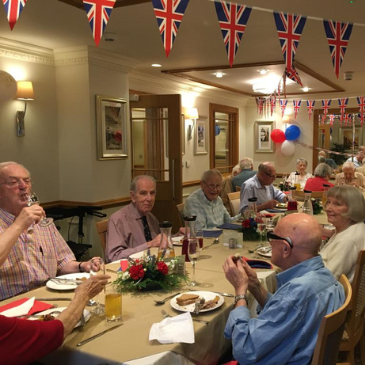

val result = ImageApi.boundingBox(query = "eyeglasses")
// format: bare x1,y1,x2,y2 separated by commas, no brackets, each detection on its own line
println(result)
263,171,277,179
0,178,32,188
203,181,222,190
267,231,293,249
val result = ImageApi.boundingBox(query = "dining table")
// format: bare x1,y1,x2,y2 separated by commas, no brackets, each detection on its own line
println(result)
0,232,278,365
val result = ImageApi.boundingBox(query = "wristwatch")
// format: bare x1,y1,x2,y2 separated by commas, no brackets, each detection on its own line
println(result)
234,294,248,305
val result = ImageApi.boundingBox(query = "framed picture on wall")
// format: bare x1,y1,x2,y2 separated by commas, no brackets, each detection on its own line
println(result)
96,95,128,160
255,121,275,153
194,119,208,155
340,126,362,152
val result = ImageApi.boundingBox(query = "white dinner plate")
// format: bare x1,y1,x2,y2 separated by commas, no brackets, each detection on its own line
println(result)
256,247,272,258
28,307,90,328
46,273,90,291
170,291,224,313
129,251,147,260
172,236,184,246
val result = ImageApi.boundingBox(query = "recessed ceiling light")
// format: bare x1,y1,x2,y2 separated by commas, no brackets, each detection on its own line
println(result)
302,87,310,92
151,64,162,67
259,69,268,75
215,72,224,78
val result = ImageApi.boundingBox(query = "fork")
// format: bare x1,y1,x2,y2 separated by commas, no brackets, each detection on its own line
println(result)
161,309,209,325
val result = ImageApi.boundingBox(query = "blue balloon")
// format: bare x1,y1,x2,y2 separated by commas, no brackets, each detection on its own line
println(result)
285,125,301,141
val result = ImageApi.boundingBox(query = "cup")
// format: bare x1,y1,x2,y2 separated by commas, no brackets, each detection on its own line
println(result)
105,285,122,322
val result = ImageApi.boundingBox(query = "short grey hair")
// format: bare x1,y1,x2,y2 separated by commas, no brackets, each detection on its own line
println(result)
130,175,156,193
327,185,365,222
201,169,222,182
258,162,274,174
232,164,241,175
0,162,30,179
239,157,253,170
314,163,332,178
342,161,355,171
296,158,308,167
318,156,326,163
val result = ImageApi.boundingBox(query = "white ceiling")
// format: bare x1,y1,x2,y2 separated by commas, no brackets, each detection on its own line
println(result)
1,0,365,99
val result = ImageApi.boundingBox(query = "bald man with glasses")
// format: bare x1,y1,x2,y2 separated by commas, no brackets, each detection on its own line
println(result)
222,213,345,364
239,162,287,213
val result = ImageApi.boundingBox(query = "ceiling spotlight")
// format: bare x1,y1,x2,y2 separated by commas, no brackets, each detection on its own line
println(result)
215,72,224,78
302,87,310,92
151,64,162,67
103,32,117,42
259,69,268,75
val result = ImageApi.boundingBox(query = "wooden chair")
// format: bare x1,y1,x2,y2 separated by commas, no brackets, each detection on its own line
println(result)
311,274,352,365
339,250,365,365
235,186,241,192
95,219,108,255
176,203,185,227
227,191,240,216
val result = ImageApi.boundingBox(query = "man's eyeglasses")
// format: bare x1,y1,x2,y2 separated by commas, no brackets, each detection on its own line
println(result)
203,181,222,190
267,231,293,249
263,171,277,179
0,178,32,188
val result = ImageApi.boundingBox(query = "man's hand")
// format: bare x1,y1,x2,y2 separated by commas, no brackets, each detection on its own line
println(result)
14,206,45,230
148,234,162,248
265,199,279,209
81,257,103,272
74,274,110,300
222,256,249,294
240,259,261,293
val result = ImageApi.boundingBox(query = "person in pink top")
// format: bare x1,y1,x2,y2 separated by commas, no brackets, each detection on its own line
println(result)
304,163,334,191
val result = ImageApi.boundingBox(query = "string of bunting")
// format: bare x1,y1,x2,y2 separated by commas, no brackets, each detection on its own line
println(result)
295,140,355,158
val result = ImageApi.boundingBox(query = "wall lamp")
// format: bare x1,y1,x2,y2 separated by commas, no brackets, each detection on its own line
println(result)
185,107,199,140
15,81,34,137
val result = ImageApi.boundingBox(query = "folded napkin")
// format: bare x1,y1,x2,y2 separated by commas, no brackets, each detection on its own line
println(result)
120,259,129,272
203,229,223,238
149,312,194,344
242,257,273,269
217,223,240,230
0,297,53,318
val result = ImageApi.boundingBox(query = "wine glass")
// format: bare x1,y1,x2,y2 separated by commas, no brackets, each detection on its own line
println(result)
27,192,53,227
257,223,266,248
90,257,105,315
188,238,200,287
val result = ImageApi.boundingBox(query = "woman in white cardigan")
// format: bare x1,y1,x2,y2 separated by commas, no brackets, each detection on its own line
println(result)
286,158,312,190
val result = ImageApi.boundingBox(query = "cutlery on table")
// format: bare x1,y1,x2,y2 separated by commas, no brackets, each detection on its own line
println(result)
35,297,72,301
202,238,219,250
154,293,180,305
193,298,205,314
22,310,62,319
212,292,234,298
106,268,118,274
49,278,83,285
76,324,123,347
161,309,209,325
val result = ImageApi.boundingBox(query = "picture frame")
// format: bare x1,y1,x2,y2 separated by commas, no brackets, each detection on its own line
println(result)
194,119,208,155
340,126,362,152
96,95,128,160
255,121,275,153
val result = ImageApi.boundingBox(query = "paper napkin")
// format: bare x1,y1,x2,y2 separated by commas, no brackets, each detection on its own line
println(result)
0,297,53,317
149,312,195,344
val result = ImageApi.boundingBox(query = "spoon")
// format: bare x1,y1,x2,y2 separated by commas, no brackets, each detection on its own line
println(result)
154,292,180,305
202,238,219,250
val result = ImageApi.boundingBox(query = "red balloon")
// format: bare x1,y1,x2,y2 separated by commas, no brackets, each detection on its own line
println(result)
270,129,286,143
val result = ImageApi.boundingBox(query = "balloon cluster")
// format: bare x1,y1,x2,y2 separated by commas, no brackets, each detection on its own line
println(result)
270,125,301,156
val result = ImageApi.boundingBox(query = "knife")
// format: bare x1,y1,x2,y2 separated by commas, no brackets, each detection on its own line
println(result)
213,292,234,298
76,324,123,347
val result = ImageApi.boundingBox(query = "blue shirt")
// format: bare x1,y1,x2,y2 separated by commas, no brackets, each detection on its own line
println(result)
231,170,257,191
239,175,286,212
224,256,345,365
183,188,240,231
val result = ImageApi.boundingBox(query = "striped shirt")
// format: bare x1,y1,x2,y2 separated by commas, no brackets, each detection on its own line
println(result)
0,208,75,300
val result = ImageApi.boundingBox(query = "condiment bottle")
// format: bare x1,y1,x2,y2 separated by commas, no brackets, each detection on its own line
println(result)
157,221,175,259
303,190,313,215
182,216,197,263
287,186,298,211
246,197,257,219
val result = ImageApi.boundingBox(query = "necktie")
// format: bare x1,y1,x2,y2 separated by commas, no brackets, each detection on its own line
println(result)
141,216,152,242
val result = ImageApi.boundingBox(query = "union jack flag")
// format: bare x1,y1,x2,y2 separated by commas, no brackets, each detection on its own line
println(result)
152,0,190,58
343,114,351,127
3,0,28,30
214,1,252,67
357,96,365,126
256,97,264,115
338,98,349,122
293,99,301,119
306,100,315,120
274,12,307,86
83,0,116,47
329,114,335,127
323,20,353,79
322,99,332,121
280,99,288,118
270,95,276,116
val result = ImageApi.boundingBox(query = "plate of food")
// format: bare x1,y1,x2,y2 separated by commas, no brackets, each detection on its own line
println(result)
256,246,272,258
172,236,184,246
170,291,224,313
28,307,90,328
275,203,288,209
46,273,90,291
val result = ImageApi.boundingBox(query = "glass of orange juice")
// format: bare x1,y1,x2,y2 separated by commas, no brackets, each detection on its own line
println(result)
105,285,122,322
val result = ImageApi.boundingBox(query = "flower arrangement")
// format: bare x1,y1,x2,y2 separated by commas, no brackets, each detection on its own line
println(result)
237,216,263,241
114,254,188,292
312,198,323,215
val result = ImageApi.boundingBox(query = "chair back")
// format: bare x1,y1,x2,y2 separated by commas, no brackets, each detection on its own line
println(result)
176,203,185,227
227,192,240,216
95,219,108,255
235,186,241,192
311,274,352,365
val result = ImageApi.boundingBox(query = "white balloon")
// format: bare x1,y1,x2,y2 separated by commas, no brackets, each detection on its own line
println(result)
0,71,17,102
281,140,295,156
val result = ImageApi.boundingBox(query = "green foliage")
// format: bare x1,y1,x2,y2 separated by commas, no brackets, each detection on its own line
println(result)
329,143,347,165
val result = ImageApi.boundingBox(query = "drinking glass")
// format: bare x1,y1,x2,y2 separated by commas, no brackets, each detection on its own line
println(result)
257,223,266,248
188,238,200,287
90,257,105,315
27,192,53,227
105,284,122,322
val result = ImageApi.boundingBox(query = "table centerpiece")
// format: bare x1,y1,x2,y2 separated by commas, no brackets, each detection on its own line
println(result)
237,215,264,241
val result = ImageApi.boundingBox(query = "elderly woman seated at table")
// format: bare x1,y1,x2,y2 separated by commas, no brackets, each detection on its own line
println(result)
304,163,334,191
286,158,312,190
321,185,365,283
334,161,365,190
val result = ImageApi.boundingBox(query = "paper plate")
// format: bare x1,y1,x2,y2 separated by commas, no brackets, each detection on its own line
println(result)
170,291,224,313
46,273,90,291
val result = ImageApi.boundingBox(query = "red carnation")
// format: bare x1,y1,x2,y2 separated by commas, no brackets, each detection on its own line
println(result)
242,219,251,229
157,261,168,275
129,264,145,280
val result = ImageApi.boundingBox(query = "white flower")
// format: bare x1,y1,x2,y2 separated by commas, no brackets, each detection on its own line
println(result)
121,271,130,281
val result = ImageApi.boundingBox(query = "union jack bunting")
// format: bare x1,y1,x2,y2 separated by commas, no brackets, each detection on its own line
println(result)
306,100,315,120
273,12,307,86
256,97,264,115
322,99,332,121
357,96,365,126
270,95,276,116
214,1,252,67
83,0,116,47
280,99,288,118
152,0,190,58
323,20,353,78
293,99,302,119
329,114,335,127
2,0,28,30
338,98,349,122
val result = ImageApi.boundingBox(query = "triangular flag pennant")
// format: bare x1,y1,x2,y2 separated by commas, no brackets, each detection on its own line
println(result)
329,114,335,127
270,95,276,116
256,97,264,115
344,114,349,127
273,12,307,86
280,99,288,118
83,0,116,47
3,0,28,30
357,96,365,127
322,99,332,122
214,1,252,67
306,100,315,120
323,20,353,78
152,0,190,58
293,99,302,119
338,98,349,122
